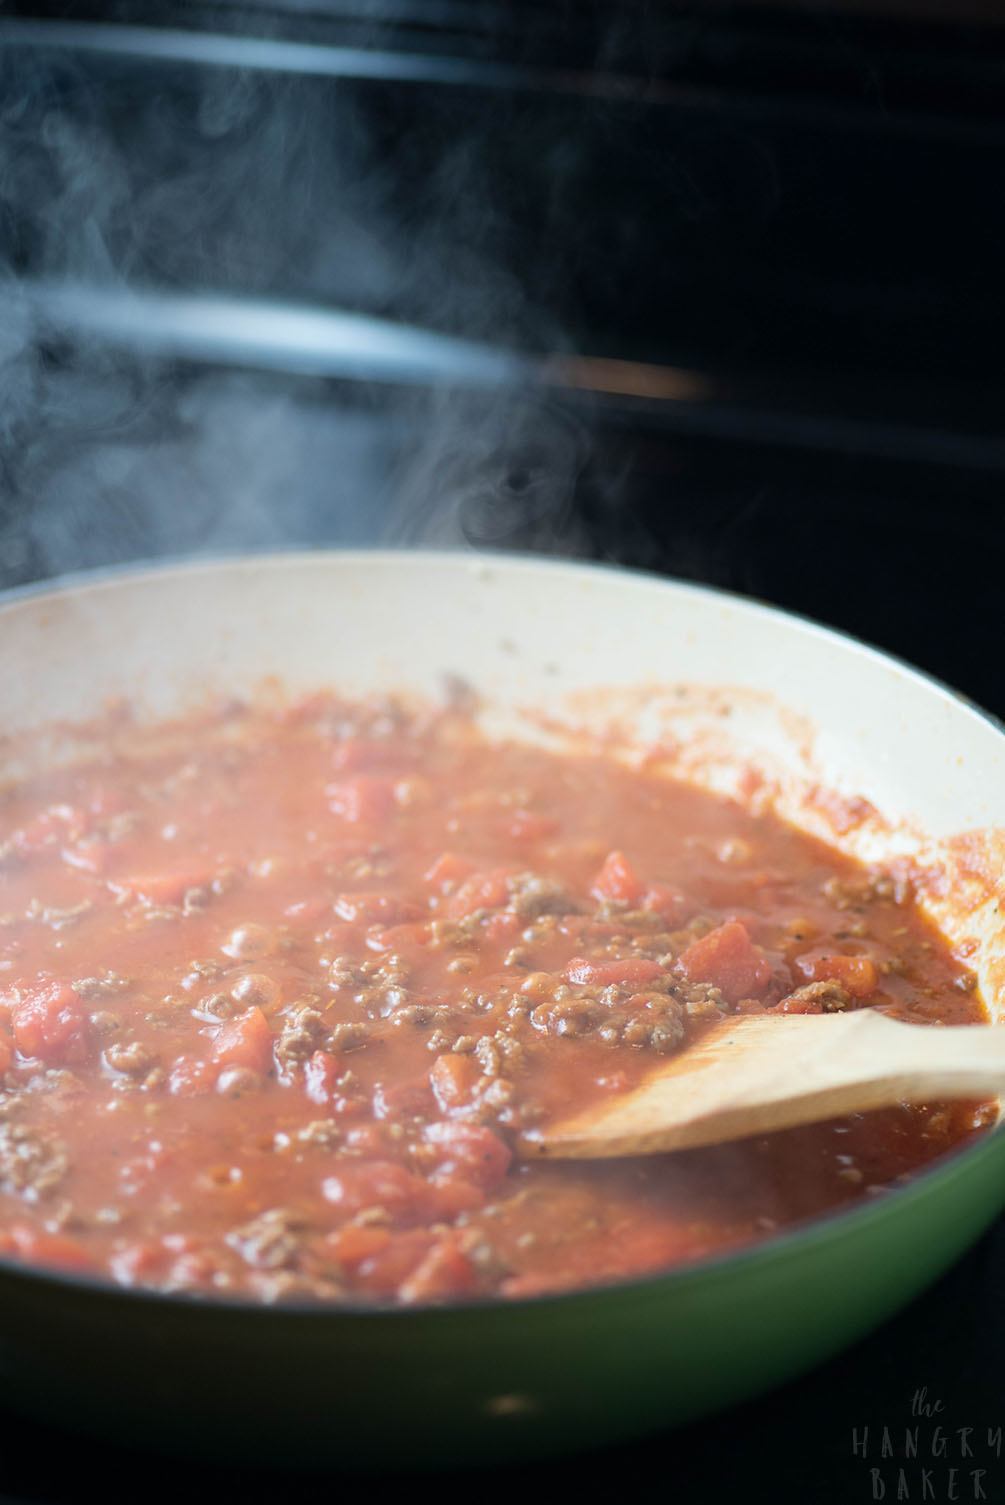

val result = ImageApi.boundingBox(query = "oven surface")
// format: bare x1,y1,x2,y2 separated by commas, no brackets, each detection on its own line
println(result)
1,1,1003,1498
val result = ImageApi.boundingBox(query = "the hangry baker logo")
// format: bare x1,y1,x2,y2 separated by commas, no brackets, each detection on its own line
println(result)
852,1389,1000,1500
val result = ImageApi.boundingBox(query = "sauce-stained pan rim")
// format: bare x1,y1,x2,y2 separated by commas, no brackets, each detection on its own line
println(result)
0,545,1002,1319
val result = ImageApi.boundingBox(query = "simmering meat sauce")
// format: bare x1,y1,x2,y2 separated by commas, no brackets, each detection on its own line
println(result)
0,692,991,1304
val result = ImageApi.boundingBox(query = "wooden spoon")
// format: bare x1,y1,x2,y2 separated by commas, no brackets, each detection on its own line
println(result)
519,1009,1005,1159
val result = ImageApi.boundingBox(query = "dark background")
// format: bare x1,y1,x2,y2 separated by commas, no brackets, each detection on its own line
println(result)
0,1,1003,1499
2,0,1005,715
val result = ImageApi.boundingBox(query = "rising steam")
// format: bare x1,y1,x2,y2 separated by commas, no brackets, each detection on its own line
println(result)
0,23,600,588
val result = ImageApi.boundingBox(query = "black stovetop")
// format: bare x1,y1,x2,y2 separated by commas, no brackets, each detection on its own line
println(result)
0,1218,1002,1501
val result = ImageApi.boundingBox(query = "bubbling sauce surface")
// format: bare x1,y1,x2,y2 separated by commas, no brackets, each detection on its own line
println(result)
0,693,991,1304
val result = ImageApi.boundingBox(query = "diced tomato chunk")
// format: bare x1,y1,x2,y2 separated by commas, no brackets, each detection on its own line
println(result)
676,921,772,1005
554,918,617,949
161,1233,202,1255
399,1234,478,1304
640,882,689,926
795,951,879,998
424,1121,511,1190
324,1225,392,1267
304,1050,339,1106
167,1251,217,1289
109,1241,166,1286
322,1161,429,1221
564,957,664,988
211,1007,274,1075
169,1055,217,1097
372,1079,435,1121
426,1174,486,1218
8,1226,95,1271
326,777,396,823
345,1123,396,1156
353,1229,438,1295
284,897,331,923
12,981,91,1066
333,892,420,925
773,993,825,1015
430,1052,481,1112
507,811,559,842
448,872,510,918
482,910,521,945
367,922,429,953
330,1094,369,1120
111,872,210,906
423,852,477,891
590,850,643,905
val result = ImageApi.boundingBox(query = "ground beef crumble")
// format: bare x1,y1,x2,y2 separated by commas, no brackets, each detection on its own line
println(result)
0,1122,68,1199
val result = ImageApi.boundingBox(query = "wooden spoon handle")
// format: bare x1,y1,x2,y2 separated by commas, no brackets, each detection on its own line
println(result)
522,1011,1005,1160
772,1010,1005,1089
770,1009,1005,1090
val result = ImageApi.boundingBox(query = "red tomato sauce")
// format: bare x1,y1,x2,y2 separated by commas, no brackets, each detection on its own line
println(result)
0,693,992,1304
